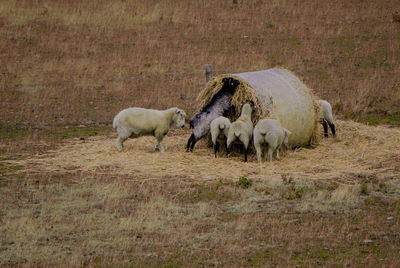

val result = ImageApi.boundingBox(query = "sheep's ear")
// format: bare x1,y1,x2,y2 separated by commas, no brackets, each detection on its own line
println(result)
284,129,292,136
176,109,181,114
222,78,228,83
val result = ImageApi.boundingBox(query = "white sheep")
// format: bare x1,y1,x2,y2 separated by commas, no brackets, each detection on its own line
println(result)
253,119,291,163
227,103,253,162
318,100,336,137
113,107,186,152
210,116,231,157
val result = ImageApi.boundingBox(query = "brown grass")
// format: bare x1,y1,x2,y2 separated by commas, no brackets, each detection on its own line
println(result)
1,0,400,128
1,0,400,266
1,120,400,266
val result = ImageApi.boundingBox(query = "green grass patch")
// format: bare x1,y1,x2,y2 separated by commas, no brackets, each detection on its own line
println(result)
0,122,29,140
58,127,99,139
236,176,252,189
362,115,400,126
187,182,233,203
360,184,368,195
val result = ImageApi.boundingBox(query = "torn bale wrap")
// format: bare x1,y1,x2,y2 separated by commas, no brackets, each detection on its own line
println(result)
189,68,319,150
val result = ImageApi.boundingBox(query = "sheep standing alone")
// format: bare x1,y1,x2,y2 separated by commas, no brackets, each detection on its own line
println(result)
227,103,253,162
253,119,291,163
318,100,336,137
210,116,231,157
113,107,186,152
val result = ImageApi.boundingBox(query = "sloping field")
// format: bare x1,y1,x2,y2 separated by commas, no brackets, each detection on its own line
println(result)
1,120,400,266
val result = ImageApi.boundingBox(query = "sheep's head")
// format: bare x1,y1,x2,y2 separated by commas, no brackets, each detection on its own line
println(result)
283,128,292,149
222,77,240,93
241,103,253,117
190,110,213,140
173,108,186,128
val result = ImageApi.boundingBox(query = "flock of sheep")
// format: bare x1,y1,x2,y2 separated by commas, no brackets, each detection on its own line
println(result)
112,78,336,163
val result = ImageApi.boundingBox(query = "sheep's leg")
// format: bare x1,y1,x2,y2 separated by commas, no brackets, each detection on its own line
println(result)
267,147,273,163
275,146,280,160
224,141,230,157
322,120,329,137
155,132,165,153
156,143,165,153
241,137,250,162
328,122,336,137
115,126,131,152
186,134,195,152
214,141,220,157
116,136,127,152
263,145,269,162
254,143,262,163
190,138,197,152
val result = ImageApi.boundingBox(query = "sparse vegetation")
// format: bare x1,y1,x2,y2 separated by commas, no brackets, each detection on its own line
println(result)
1,0,400,266
361,183,368,195
236,176,252,189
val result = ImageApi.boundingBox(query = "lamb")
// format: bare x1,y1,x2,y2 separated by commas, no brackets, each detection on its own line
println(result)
210,116,231,157
253,119,291,163
113,107,186,152
318,100,336,137
226,103,253,162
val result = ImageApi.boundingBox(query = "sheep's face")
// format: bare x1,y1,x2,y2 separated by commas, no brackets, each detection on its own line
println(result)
222,77,240,93
173,109,186,128
189,110,215,140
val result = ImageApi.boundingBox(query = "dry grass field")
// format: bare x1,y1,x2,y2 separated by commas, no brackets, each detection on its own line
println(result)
1,0,400,267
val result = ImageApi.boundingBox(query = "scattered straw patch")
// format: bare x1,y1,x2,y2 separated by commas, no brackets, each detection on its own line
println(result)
9,120,400,187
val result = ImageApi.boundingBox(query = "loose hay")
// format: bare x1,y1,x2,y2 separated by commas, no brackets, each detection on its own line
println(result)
196,68,320,148
5,120,400,212
197,75,264,124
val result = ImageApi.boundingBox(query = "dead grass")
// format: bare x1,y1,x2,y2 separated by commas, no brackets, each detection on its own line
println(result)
1,0,400,266
1,121,400,266
1,0,400,127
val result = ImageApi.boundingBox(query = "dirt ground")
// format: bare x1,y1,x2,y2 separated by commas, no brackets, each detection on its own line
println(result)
1,120,400,266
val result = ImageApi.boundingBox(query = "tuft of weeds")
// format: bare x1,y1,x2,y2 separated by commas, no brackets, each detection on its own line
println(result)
236,176,252,189
360,184,368,195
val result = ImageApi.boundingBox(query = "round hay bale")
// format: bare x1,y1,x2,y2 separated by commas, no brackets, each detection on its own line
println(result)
196,68,320,147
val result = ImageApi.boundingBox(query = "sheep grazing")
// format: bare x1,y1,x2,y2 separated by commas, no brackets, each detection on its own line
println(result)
318,100,336,137
210,116,231,157
186,77,240,152
113,107,186,152
253,119,291,163
227,103,253,162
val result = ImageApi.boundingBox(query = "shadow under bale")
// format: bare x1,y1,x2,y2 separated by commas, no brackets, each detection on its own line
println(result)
187,68,320,154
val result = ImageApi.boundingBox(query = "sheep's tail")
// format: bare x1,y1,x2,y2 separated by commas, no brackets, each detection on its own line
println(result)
234,131,241,138
219,123,226,130
259,130,266,136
